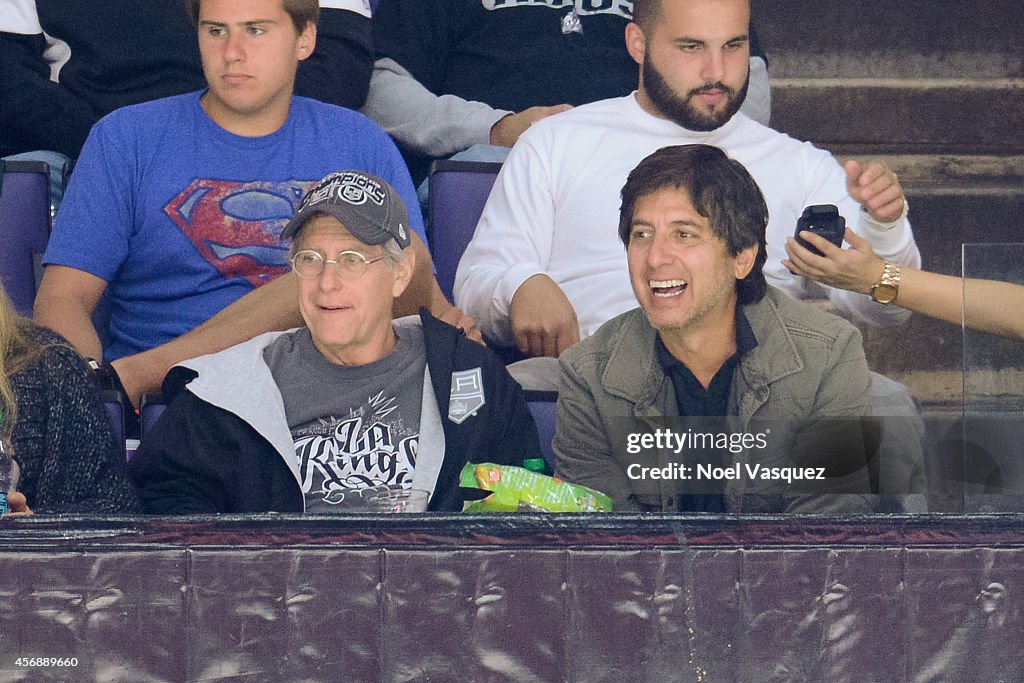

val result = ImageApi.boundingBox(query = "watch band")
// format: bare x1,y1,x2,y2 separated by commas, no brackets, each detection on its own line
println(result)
870,262,901,304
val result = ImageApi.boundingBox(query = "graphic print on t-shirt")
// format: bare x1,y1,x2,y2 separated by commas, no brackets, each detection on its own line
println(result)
481,0,632,18
164,178,317,286
293,391,419,510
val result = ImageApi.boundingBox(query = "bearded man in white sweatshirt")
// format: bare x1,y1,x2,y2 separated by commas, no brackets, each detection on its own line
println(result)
454,0,919,359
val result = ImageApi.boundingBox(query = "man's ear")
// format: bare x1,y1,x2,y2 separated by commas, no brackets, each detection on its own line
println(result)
625,21,647,67
733,244,758,281
296,22,316,61
391,248,416,300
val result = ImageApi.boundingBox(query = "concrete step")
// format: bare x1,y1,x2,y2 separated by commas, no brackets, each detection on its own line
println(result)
863,154,1024,193
770,78,1024,155
884,180,1021,274
755,1,1022,153
753,0,1022,79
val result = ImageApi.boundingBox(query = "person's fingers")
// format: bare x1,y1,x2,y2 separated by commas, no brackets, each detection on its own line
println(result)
464,326,485,346
783,237,802,264
541,330,559,359
557,327,573,356
556,326,581,356
3,492,30,517
799,229,843,257
855,160,888,187
785,237,825,277
438,307,484,345
514,328,531,356
848,160,905,221
523,334,538,358
787,234,821,264
864,190,905,222
528,329,543,357
844,159,864,197
454,315,478,336
843,227,870,250
857,176,891,204
858,171,899,201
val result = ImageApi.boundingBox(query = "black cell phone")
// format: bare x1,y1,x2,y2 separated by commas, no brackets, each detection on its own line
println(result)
795,204,846,256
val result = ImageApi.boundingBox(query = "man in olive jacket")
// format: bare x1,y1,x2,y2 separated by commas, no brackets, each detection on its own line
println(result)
554,145,879,513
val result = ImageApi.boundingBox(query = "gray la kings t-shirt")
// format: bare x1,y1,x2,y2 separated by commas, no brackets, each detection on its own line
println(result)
263,321,426,513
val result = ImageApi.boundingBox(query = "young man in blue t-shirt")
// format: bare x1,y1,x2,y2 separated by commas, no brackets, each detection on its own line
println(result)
36,0,476,406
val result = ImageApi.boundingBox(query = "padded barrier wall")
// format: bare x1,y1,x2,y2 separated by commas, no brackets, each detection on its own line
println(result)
2,514,1024,681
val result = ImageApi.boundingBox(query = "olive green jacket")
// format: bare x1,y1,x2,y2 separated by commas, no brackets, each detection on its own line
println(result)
555,287,877,513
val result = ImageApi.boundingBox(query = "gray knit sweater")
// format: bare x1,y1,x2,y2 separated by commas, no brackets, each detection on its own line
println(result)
9,327,140,513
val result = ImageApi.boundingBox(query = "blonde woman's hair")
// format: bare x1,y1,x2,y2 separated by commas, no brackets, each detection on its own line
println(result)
0,287,51,440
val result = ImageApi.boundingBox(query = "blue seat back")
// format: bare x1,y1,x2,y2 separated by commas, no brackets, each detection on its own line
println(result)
140,394,168,438
427,160,502,302
0,160,50,316
526,395,558,471
100,390,128,461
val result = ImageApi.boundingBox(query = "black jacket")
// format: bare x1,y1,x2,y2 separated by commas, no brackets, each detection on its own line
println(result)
128,312,540,513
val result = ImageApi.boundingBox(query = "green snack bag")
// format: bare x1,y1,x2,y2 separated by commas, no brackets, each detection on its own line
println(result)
460,462,613,513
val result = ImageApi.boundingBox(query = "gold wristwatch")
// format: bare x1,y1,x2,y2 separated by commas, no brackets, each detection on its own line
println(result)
870,262,901,304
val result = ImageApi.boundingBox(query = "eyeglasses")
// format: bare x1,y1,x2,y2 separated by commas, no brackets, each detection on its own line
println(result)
290,249,386,279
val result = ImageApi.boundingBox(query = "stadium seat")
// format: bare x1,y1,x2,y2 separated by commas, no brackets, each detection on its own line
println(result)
525,391,558,471
427,160,502,302
140,394,168,438
0,160,50,316
101,389,128,461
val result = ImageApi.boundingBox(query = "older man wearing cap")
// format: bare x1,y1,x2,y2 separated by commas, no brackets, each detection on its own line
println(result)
128,171,540,514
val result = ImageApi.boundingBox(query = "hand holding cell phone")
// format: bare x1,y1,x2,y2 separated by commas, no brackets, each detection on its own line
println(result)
794,205,846,256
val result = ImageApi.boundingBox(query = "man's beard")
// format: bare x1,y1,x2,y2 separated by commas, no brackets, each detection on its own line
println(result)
642,56,748,132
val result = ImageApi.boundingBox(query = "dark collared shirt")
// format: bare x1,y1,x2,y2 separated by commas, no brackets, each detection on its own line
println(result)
655,310,758,512
655,311,758,417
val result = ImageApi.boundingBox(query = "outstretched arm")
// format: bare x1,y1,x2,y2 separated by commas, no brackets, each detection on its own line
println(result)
785,227,1024,341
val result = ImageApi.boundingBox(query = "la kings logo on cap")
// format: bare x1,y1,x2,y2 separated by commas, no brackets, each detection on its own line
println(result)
336,172,386,205
304,171,386,210
448,368,486,424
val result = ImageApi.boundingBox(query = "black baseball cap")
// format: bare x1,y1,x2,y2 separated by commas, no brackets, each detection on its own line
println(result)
281,170,411,248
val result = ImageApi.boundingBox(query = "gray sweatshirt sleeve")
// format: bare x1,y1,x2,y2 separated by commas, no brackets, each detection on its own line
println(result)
361,57,511,158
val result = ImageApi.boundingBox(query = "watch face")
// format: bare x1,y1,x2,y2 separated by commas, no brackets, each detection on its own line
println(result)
872,283,898,304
